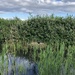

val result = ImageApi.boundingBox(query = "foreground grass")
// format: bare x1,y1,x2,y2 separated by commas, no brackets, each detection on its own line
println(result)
37,42,75,75
0,41,75,75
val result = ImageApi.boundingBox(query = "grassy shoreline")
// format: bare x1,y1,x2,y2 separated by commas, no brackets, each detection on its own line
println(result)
0,41,75,75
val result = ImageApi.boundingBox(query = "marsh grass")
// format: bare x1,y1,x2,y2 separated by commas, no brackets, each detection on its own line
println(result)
37,42,75,75
0,41,75,75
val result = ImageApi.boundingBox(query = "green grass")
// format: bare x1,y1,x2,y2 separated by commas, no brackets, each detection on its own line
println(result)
37,42,75,75
0,41,75,75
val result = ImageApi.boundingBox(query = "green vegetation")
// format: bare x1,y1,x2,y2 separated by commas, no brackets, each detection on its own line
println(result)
38,42,75,75
0,15,75,75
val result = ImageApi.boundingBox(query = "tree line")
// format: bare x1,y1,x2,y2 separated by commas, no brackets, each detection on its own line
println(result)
0,15,75,52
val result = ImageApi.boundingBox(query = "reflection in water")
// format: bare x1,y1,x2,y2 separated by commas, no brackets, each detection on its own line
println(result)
0,54,38,75
1,54,75,75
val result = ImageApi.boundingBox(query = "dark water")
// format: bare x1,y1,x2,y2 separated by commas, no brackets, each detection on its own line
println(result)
0,54,75,75
0,54,38,75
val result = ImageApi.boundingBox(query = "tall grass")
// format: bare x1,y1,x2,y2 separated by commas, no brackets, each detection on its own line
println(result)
37,42,75,75
0,41,75,75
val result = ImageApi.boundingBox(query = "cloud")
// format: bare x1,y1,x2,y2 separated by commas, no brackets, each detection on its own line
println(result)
0,0,75,14
62,0,75,2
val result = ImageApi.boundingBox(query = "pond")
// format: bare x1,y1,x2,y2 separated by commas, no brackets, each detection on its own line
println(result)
0,53,75,75
0,54,38,75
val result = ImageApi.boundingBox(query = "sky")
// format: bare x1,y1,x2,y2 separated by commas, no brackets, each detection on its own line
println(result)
0,0,75,20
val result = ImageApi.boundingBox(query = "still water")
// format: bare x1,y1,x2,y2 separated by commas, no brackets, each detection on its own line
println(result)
0,54,75,75
0,54,38,75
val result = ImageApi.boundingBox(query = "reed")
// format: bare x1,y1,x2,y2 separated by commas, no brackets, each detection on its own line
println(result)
37,42,75,75
0,41,75,75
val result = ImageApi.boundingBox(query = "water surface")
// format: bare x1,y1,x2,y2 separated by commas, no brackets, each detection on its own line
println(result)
0,54,38,75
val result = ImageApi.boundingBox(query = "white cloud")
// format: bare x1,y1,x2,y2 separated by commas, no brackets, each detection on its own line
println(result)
0,0,75,14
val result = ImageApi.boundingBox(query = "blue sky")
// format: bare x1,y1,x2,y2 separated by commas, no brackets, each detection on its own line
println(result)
0,0,75,20
0,12,30,20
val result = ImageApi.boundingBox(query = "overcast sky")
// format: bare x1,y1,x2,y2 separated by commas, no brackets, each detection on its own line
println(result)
0,0,75,19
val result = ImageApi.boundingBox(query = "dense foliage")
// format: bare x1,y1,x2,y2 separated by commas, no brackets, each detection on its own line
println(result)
0,15,75,52
22,15,75,45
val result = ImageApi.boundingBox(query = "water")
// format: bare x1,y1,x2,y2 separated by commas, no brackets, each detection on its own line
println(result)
0,54,75,75
0,54,38,75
